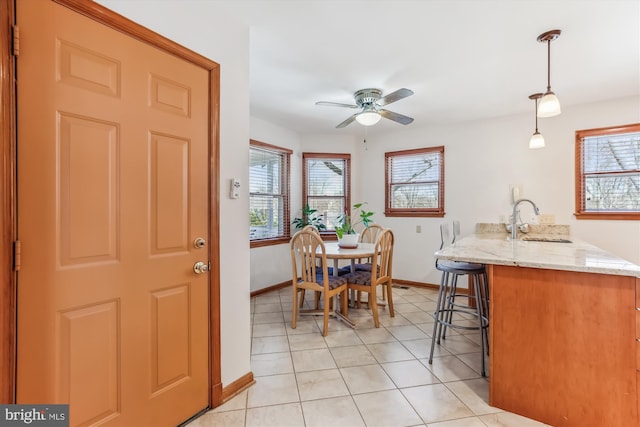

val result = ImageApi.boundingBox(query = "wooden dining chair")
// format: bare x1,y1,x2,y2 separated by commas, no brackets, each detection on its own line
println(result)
296,225,321,308
358,223,385,247
353,224,385,307
343,228,395,327
290,228,350,336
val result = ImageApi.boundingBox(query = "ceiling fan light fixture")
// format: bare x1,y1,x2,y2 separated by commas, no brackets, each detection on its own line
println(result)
317,88,414,128
355,110,381,126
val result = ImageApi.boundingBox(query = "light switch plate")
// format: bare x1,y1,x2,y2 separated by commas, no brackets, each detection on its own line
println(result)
229,178,240,199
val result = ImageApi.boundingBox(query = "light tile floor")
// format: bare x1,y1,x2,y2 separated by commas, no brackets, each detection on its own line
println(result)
186,285,550,427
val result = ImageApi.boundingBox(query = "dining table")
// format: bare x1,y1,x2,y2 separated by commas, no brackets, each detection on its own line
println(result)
305,242,376,328
322,242,375,276
321,241,387,314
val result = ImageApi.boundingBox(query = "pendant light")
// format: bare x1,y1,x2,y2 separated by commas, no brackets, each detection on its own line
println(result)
529,93,545,149
537,29,562,118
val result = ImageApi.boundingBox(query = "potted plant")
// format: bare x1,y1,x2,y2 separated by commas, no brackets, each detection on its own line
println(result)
292,204,327,231
335,202,374,248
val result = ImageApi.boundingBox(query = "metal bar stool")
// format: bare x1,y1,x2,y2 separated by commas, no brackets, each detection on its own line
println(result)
429,222,489,377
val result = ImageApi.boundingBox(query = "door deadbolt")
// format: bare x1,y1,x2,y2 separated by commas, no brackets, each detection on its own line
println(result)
193,261,209,274
193,237,206,249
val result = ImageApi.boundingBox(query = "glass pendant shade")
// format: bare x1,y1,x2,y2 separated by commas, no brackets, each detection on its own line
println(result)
537,91,561,118
529,131,545,149
536,30,562,118
355,111,381,126
528,92,545,149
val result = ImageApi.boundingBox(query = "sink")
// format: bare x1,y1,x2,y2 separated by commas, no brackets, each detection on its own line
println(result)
521,237,572,243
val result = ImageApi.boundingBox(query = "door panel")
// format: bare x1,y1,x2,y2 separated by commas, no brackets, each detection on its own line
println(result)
17,1,210,425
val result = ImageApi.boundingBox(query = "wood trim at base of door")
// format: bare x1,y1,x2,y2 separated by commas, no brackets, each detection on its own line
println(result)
220,372,256,404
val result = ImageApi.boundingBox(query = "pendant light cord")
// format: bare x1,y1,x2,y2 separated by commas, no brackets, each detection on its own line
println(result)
546,41,552,92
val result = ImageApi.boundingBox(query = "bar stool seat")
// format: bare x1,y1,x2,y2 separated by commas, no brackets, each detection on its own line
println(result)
429,222,490,377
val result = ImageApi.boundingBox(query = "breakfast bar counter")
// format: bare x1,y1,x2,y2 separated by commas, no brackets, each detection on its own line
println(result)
435,232,640,427
434,232,640,277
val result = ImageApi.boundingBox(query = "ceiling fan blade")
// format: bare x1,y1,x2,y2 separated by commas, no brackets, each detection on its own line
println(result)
316,101,359,109
336,114,358,128
377,88,414,106
379,109,414,125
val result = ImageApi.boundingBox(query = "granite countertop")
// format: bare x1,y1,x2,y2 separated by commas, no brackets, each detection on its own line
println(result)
435,226,640,277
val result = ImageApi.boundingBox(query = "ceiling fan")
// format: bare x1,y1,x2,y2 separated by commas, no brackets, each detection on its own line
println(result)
316,88,414,128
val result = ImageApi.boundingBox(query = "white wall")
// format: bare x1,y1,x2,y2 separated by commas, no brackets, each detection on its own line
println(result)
97,0,252,387
251,96,640,290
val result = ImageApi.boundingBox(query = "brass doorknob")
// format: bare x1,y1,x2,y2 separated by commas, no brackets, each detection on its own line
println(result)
193,261,209,274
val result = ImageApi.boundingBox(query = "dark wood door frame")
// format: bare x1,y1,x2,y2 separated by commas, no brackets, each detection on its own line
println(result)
0,0,222,406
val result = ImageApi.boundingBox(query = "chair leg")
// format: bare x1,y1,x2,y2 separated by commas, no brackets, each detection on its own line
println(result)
386,281,394,317
473,274,486,377
429,271,449,364
481,272,490,356
322,293,330,337
298,289,305,309
340,289,348,317
370,286,379,328
292,286,298,330
442,273,459,340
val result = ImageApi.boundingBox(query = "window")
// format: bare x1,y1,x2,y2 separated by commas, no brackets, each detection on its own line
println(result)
385,146,445,217
575,124,640,220
249,140,292,246
302,153,350,233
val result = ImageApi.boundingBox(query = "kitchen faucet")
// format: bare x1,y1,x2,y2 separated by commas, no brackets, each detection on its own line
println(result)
511,199,540,240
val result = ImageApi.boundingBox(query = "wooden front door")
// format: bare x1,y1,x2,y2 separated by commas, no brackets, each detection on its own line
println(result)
16,1,214,425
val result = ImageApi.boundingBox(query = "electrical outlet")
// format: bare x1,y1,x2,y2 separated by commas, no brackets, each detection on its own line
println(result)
499,215,506,223
416,225,422,233
539,214,555,224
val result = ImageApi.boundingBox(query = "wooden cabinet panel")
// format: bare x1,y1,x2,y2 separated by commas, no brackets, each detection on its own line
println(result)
490,265,637,427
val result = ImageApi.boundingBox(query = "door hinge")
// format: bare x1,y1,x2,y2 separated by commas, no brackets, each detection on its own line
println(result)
12,25,19,57
13,240,21,271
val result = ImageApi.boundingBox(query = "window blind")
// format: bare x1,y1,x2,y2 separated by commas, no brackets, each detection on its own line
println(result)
580,131,640,212
385,147,444,216
304,156,349,230
249,145,289,240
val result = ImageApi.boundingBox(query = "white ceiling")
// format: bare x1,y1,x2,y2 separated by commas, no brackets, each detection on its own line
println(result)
101,1,640,136
244,0,639,136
